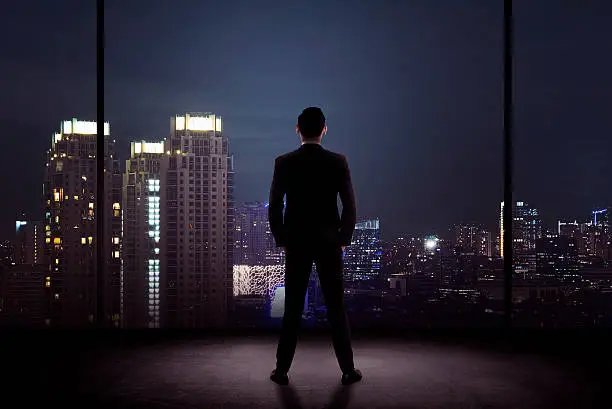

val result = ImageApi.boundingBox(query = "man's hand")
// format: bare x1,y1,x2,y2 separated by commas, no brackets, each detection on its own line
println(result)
341,246,346,252
282,247,286,253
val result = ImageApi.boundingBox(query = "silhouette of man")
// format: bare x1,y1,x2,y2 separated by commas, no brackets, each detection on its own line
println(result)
268,107,363,386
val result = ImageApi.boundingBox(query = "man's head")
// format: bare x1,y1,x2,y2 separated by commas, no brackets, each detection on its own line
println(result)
297,107,327,142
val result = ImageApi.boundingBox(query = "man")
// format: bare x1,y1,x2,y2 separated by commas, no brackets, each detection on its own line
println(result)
268,107,363,386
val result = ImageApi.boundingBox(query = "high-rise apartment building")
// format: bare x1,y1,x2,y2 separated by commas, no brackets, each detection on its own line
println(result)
43,118,122,327
234,201,284,266
14,217,44,265
500,201,542,276
122,141,164,328
160,113,234,328
344,219,382,281
453,224,492,257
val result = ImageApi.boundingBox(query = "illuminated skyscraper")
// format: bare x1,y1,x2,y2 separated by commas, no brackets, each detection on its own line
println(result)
14,216,44,265
453,224,492,257
234,201,284,266
500,201,542,276
161,113,234,328
43,118,122,327
343,219,382,281
122,141,164,328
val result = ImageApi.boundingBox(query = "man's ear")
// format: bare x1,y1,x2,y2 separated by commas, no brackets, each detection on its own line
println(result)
296,124,300,134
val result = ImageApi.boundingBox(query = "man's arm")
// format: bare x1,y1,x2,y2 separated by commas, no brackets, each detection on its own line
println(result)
338,155,357,246
268,157,287,247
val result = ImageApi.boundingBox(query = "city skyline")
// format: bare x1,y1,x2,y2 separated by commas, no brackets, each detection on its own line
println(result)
3,2,612,241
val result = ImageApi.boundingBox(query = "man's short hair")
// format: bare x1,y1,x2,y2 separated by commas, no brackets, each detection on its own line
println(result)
298,107,326,140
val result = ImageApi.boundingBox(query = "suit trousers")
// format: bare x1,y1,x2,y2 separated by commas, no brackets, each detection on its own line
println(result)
275,245,355,374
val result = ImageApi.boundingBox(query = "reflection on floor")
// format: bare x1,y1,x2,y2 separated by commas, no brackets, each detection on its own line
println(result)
6,333,608,409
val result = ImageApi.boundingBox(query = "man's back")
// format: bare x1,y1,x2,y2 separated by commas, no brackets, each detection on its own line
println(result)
268,106,363,386
268,143,356,249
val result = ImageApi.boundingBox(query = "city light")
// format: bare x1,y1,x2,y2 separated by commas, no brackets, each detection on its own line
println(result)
233,265,285,298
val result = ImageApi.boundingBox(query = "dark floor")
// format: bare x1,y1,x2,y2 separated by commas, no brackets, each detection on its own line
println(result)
4,330,609,409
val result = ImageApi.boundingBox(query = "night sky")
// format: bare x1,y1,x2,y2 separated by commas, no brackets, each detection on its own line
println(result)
1,1,611,241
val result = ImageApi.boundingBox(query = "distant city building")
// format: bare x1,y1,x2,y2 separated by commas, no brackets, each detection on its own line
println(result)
0,241,13,266
43,118,122,327
344,219,382,281
160,113,234,328
234,201,284,266
14,217,44,265
536,234,580,283
558,220,580,238
122,141,165,328
453,224,492,257
500,201,542,276
0,264,47,327
590,208,611,261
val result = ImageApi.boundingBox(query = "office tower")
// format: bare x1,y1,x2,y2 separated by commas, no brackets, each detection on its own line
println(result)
43,118,122,327
590,208,611,261
14,217,44,265
234,201,284,266
500,201,542,276
453,224,492,257
161,113,234,328
536,234,580,283
344,219,382,281
122,141,164,328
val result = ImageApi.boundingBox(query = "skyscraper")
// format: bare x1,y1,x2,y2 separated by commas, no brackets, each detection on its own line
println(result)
122,141,165,328
14,217,44,265
453,224,492,257
234,201,284,266
43,118,122,327
500,201,542,276
160,113,234,328
590,208,611,261
343,219,382,281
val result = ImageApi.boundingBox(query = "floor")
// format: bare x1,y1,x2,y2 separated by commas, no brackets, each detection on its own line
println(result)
16,334,605,409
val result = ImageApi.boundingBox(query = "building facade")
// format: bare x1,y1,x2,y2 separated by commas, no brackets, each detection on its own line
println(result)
14,217,44,265
453,224,492,257
43,118,122,327
500,201,542,277
122,141,164,328
536,234,580,283
234,201,284,266
343,219,382,281
160,113,234,328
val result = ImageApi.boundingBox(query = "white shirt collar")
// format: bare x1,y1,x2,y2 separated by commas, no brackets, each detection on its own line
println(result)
301,140,321,145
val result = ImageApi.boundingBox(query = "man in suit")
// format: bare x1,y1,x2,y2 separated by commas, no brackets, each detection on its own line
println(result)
268,107,363,386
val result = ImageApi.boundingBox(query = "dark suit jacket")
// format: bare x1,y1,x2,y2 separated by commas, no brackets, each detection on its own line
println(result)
268,143,357,249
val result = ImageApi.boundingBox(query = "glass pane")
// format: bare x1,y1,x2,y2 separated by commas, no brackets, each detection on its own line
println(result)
514,1,612,328
107,2,503,330
0,2,96,327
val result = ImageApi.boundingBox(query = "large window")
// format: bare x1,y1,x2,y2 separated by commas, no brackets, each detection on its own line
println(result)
0,1,96,327
14,1,612,330
513,1,612,328
103,1,503,330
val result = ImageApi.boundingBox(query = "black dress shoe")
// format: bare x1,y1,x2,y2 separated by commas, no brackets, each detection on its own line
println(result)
270,369,289,385
341,369,363,385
